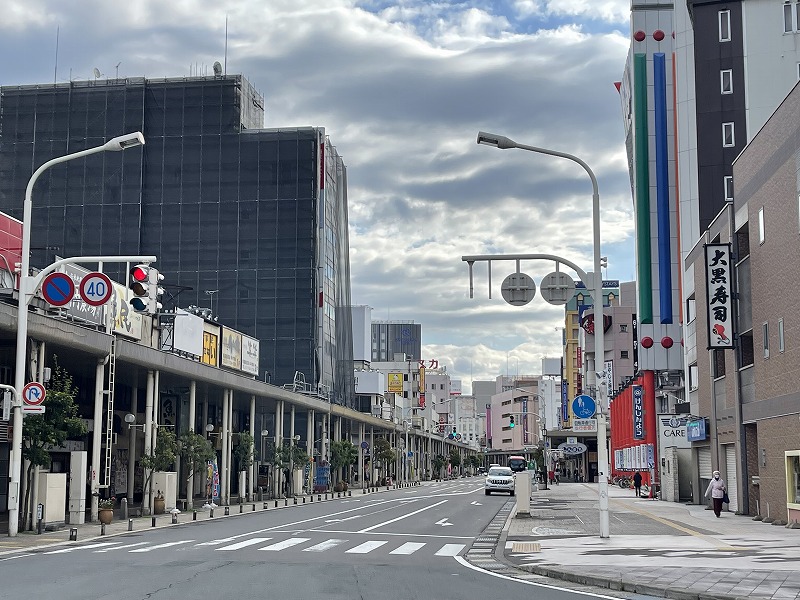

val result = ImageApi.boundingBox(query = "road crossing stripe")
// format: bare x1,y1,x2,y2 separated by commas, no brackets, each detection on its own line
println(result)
389,542,425,555
346,541,388,554
129,540,194,553
434,544,465,556
196,537,237,546
94,542,148,552
45,542,120,554
217,538,272,551
258,538,310,551
303,539,348,552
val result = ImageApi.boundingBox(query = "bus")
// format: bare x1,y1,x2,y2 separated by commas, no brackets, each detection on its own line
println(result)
508,455,527,473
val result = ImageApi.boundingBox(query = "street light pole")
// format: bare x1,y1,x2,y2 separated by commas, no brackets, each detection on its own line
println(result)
8,132,145,537
476,131,609,538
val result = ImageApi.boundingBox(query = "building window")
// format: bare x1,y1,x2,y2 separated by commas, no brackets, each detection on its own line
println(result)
687,297,696,323
779,318,785,353
758,206,765,244
619,324,628,333
785,2,795,33
788,453,800,504
713,349,726,378
797,63,800,80
723,122,735,147
798,193,800,232
763,322,770,358
620,350,629,359
659,396,669,413
724,176,734,201
740,330,754,367
721,69,733,94
719,10,731,41
689,363,699,390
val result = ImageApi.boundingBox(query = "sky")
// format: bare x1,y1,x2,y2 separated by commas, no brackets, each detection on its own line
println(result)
0,0,635,393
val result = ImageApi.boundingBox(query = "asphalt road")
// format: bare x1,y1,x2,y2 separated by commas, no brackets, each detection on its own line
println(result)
0,481,636,600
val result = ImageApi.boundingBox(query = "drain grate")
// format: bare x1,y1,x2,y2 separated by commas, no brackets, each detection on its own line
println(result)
511,542,541,553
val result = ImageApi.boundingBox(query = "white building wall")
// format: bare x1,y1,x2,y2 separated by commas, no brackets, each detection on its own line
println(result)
350,305,372,362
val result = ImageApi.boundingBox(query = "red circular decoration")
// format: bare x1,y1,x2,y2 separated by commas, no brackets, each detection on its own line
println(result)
634,30,646,42
661,336,674,348
653,30,665,41
681,339,685,347
641,336,654,349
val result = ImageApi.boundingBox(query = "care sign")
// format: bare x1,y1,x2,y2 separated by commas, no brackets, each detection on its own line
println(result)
657,414,691,449
632,385,645,440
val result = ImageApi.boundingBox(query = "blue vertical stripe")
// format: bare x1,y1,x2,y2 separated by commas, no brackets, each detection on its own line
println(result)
654,53,673,324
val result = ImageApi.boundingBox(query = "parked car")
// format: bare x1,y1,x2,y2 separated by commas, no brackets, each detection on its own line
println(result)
476,466,487,475
485,466,515,496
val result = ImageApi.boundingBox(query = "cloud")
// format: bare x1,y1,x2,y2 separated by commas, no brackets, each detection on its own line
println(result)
0,0,633,393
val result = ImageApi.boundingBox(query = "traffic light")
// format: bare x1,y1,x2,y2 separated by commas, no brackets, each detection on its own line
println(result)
147,267,165,314
509,415,515,428
129,264,150,313
452,426,457,434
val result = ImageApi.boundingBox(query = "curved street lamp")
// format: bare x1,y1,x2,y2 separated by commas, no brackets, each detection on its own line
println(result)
472,131,610,539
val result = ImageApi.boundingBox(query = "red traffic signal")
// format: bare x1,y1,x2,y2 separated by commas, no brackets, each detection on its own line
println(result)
129,264,151,313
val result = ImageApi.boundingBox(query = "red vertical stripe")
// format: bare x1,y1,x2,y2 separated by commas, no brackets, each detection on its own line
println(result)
319,141,325,190
318,291,324,308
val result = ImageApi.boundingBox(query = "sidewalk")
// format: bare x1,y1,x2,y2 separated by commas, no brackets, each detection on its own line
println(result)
502,482,800,600
0,483,415,557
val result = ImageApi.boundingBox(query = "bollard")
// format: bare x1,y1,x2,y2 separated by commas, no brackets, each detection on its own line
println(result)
122,497,129,520
193,511,197,521
293,498,297,505
101,523,106,536
310,496,313,502
210,508,214,518
274,500,279,508
239,504,243,513
151,516,156,527
128,518,133,531
37,518,44,535
263,501,268,509
337,492,341,499
171,512,178,524
348,490,351,497
69,527,78,541
224,506,230,516
284,499,288,506
302,497,305,504
317,494,321,501
252,504,256,512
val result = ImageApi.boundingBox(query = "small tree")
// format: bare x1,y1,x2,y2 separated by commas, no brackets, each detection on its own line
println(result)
374,438,395,483
21,360,86,530
178,431,215,509
449,449,462,475
330,439,358,486
432,455,447,480
141,427,178,505
468,455,481,472
233,432,255,473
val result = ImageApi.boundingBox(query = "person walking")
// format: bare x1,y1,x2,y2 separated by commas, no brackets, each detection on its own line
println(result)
705,470,727,517
633,471,643,497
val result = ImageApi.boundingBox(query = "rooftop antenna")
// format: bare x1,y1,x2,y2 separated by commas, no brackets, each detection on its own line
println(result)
213,61,222,77
93,67,102,81
224,14,228,75
54,26,59,84
115,62,121,79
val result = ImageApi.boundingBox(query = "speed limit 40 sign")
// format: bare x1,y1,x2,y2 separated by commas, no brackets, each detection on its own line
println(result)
79,272,113,307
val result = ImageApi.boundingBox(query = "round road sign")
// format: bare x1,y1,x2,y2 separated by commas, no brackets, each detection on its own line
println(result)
540,271,576,305
22,381,46,406
41,272,75,307
79,272,113,306
361,441,369,450
572,394,597,419
500,272,536,306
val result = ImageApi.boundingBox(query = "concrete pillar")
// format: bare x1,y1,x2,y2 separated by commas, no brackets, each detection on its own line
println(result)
249,395,256,501
187,381,196,507
144,370,154,513
221,389,230,505
227,390,234,502
359,422,365,489
128,386,137,503
370,427,375,483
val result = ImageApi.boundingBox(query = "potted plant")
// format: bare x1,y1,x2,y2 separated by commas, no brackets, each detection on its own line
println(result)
153,490,165,515
98,496,115,524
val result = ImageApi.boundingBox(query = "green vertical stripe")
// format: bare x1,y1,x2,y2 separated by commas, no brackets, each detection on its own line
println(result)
634,53,653,324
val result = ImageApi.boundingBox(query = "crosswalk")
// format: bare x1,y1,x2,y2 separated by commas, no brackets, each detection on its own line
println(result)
43,536,467,559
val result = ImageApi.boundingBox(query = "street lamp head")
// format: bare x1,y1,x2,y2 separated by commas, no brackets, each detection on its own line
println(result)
124,413,136,424
104,131,145,151
205,423,215,433
476,131,517,150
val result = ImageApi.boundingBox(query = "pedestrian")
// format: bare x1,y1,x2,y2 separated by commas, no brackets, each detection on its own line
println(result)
704,470,727,517
633,471,643,497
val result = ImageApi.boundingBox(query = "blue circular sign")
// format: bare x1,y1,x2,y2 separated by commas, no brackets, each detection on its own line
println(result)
572,394,596,419
41,272,76,307
361,441,368,450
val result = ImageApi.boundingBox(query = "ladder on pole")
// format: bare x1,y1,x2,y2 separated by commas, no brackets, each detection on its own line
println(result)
101,337,117,489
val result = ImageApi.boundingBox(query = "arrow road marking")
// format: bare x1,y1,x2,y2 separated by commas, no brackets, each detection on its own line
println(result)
435,518,453,527
358,499,448,533
470,501,482,506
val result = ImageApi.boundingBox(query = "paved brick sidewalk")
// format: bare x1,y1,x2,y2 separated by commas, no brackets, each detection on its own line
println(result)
500,482,800,599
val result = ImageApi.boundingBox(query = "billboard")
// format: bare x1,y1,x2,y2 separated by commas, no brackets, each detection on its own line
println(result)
202,323,220,367
172,309,204,357
221,327,243,370
241,334,260,376
387,372,403,393
111,282,142,340
704,243,734,349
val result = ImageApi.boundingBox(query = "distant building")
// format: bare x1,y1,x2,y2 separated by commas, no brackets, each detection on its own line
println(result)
371,321,421,362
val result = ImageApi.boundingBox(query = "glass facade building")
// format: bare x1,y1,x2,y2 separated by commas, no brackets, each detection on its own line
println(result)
371,321,422,362
0,75,354,406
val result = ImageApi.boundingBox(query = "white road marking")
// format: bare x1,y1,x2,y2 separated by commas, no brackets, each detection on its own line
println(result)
358,499,448,533
129,540,193,553
346,540,388,554
454,556,622,599
196,537,237,546
94,542,148,552
0,554,33,561
435,544,465,556
435,518,453,527
390,542,425,555
45,542,120,554
303,539,348,552
258,538,310,551
470,501,482,506
217,538,272,551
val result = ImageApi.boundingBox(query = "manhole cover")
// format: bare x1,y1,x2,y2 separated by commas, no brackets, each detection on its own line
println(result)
511,542,541,553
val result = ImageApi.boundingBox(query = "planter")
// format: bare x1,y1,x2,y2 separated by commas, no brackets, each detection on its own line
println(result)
98,508,114,524
153,497,165,515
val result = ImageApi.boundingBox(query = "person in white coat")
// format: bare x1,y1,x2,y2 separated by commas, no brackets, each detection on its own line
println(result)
704,470,727,517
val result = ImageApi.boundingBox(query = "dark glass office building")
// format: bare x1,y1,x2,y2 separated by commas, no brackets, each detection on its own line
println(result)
0,75,354,406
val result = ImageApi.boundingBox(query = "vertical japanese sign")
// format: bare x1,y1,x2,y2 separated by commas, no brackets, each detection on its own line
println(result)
418,365,426,408
704,243,734,349
632,385,645,440
522,397,529,445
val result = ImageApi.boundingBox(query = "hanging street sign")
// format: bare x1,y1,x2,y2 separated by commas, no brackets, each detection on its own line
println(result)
22,381,46,406
22,405,46,415
41,272,75,307
572,394,596,419
79,272,114,306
